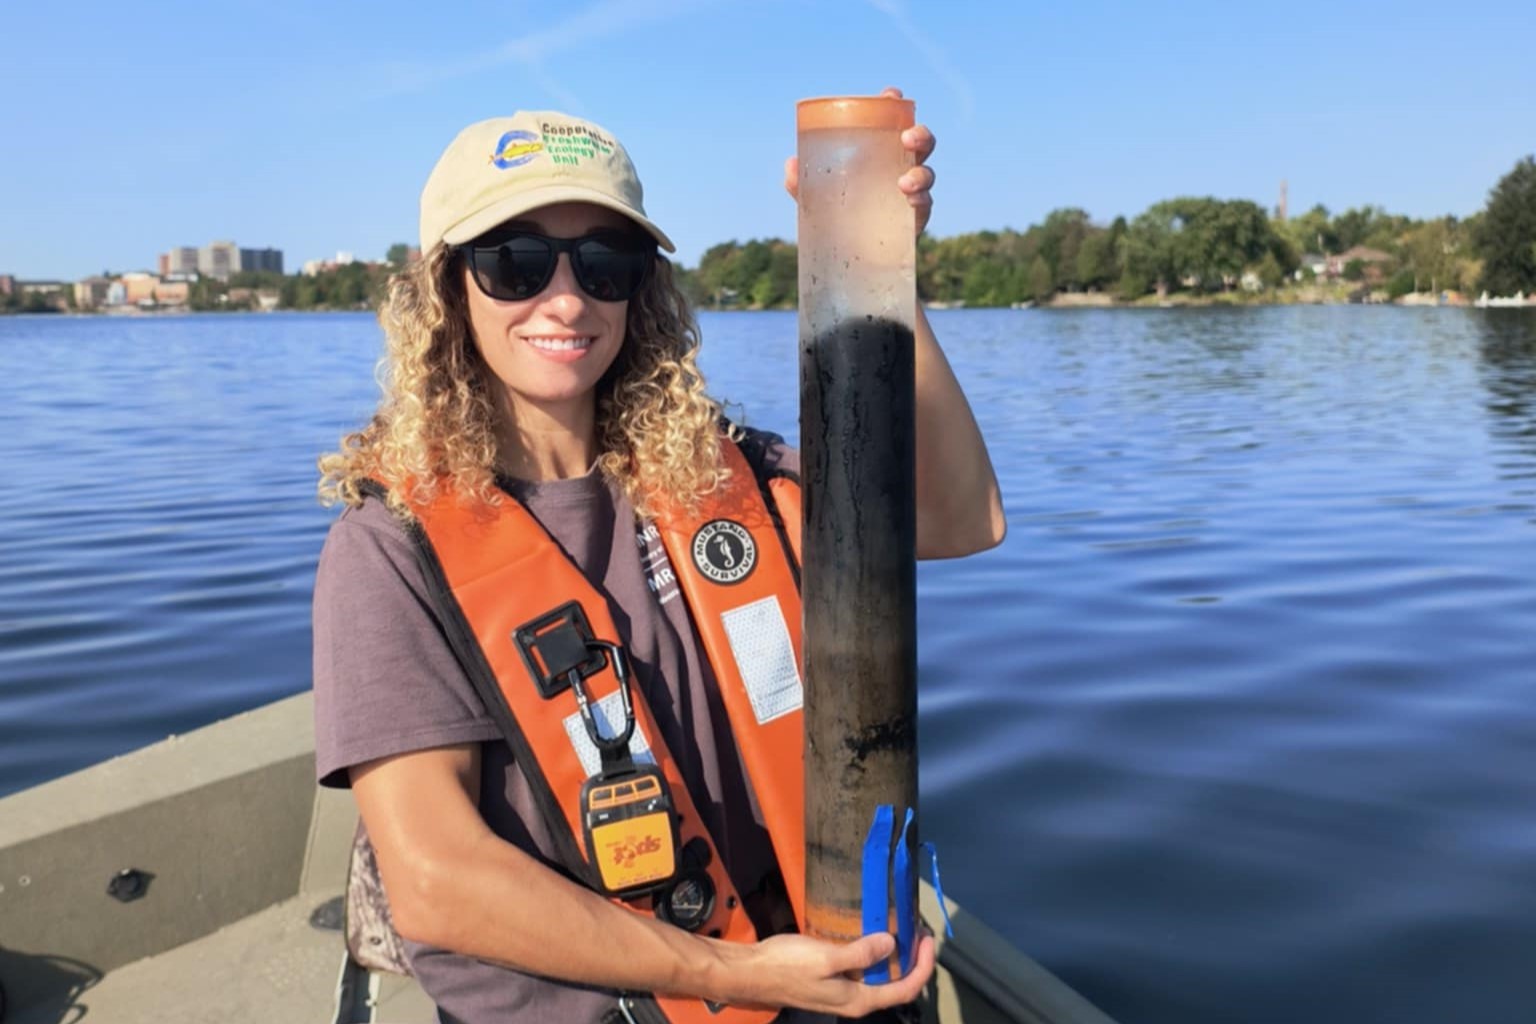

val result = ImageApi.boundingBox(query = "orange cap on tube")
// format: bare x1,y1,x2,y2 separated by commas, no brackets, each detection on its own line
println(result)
796,95,914,132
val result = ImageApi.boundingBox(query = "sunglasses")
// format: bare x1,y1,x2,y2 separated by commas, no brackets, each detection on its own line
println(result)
459,229,655,303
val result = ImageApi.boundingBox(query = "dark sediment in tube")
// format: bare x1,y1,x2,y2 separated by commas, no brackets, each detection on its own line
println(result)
801,314,917,940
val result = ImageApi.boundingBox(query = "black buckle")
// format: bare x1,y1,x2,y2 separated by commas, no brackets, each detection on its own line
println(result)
514,602,607,698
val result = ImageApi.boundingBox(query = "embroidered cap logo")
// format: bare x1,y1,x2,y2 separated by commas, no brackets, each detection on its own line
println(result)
490,129,543,169
691,520,756,585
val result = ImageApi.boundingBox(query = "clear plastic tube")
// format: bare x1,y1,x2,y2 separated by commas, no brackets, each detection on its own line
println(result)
797,96,916,333
796,95,920,952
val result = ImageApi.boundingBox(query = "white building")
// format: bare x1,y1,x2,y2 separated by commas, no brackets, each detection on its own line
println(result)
199,241,240,281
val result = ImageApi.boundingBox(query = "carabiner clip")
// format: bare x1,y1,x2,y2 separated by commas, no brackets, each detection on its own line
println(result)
567,638,636,755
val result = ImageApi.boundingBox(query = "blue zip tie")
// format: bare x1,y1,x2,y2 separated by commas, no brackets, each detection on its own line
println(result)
921,842,954,939
893,807,916,975
861,804,894,983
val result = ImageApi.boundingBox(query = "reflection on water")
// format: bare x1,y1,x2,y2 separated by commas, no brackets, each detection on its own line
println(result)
1474,312,1536,486
2,308,1535,1023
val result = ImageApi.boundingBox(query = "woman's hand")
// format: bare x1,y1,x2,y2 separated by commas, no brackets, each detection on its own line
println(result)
783,86,937,235
712,929,936,1016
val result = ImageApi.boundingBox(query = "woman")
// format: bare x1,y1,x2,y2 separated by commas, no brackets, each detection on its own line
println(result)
314,92,1004,1024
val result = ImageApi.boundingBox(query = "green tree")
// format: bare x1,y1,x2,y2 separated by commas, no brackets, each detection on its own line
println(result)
189,277,227,311
330,263,371,307
748,243,798,308
1123,198,1290,294
1404,218,1460,294
693,238,799,307
1027,255,1054,303
1342,259,1365,282
1475,156,1536,296
1386,269,1416,299
1255,252,1286,289
1038,208,1090,291
1285,204,1337,255
1122,206,1180,295
672,264,707,308
1075,227,1118,291
1332,206,1387,251
961,258,1012,307
228,270,285,291
386,243,412,268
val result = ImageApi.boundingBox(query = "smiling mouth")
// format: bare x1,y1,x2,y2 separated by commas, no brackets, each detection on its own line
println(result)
524,335,595,352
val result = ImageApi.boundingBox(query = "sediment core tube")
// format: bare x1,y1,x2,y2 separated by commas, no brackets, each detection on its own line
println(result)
796,95,919,947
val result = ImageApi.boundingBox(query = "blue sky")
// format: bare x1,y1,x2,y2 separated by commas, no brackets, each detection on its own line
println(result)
3,0,1533,280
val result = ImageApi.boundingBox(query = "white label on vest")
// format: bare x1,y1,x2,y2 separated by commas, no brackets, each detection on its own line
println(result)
564,691,656,779
720,596,803,725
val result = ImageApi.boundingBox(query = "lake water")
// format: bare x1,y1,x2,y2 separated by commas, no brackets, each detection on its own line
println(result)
2,308,1534,1023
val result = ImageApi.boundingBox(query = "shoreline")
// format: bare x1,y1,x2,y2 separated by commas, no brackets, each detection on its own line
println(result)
5,293,1531,319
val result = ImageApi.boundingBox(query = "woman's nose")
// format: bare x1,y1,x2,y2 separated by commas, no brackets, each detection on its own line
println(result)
541,254,587,311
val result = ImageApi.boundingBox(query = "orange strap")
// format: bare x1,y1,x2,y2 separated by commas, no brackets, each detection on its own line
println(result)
653,443,807,925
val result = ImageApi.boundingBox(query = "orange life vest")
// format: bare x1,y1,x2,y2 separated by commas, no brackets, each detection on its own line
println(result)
394,440,804,1024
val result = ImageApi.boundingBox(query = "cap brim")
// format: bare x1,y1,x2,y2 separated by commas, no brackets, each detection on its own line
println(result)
440,184,675,253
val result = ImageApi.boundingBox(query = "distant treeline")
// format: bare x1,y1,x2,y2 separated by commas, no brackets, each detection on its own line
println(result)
14,157,1527,316
184,263,393,312
674,154,1536,308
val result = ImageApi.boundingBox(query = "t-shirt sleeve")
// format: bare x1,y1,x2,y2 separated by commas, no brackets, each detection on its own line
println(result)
312,500,502,789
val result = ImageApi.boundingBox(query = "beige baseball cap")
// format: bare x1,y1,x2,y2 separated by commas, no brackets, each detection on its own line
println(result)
418,111,675,253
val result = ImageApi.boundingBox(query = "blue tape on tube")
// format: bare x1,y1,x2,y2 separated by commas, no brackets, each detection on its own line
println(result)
893,808,916,975
861,804,894,984
921,842,954,939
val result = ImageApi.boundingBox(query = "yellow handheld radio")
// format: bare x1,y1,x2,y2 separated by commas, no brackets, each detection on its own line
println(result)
518,606,715,925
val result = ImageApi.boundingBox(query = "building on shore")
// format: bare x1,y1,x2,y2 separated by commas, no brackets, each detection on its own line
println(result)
157,241,284,282
301,251,356,276
0,274,14,297
9,280,70,311
1297,253,1329,278
1328,246,1394,277
240,247,283,275
199,241,240,281
102,272,189,309
160,247,199,277
154,280,190,307
228,287,282,311
74,277,111,310
120,272,159,306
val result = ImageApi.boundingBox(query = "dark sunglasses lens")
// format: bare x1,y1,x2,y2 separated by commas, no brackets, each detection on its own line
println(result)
471,237,555,300
573,237,650,301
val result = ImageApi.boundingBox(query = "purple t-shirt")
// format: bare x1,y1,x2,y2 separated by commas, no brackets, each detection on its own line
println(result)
312,434,826,1023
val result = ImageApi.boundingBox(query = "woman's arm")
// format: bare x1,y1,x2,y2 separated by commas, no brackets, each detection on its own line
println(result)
786,88,1006,560
912,301,1006,558
350,743,934,1015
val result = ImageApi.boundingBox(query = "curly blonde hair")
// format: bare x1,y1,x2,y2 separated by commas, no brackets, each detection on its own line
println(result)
318,242,734,519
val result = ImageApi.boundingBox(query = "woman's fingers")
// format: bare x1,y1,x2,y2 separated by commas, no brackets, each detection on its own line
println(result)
827,930,896,976
788,89,935,235
902,124,936,165
900,123,936,233
870,934,937,1009
842,933,937,1016
740,930,936,1018
900,164,936,195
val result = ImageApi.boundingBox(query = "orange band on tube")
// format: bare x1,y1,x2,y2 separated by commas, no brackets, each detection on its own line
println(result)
796,95,914,132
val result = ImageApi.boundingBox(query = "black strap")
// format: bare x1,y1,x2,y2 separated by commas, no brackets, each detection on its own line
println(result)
729,429,803,590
